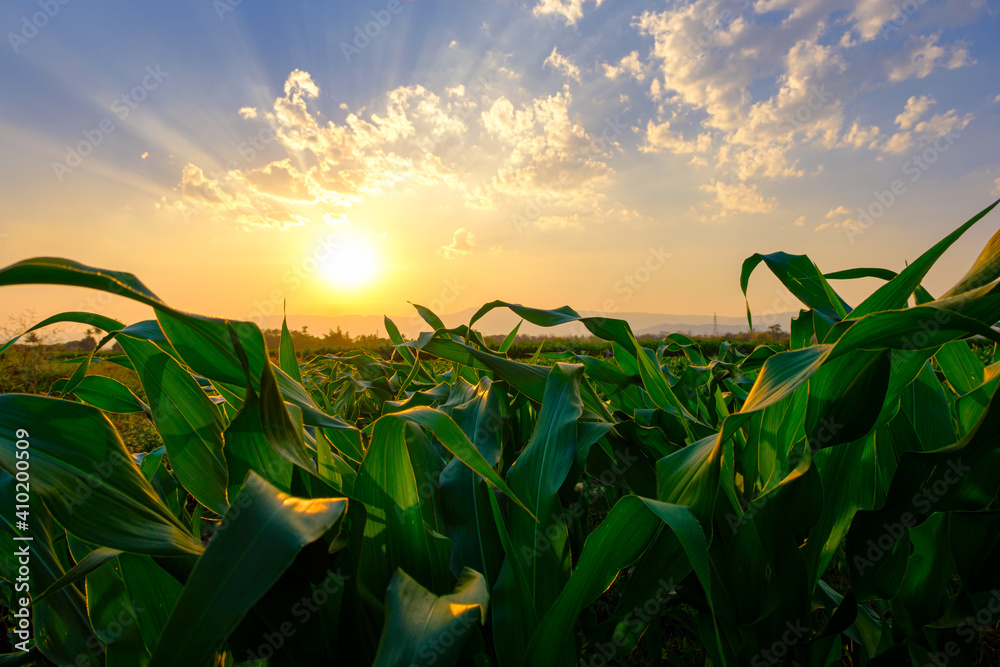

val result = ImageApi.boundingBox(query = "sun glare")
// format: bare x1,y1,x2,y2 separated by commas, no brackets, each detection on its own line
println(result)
321,239,378,288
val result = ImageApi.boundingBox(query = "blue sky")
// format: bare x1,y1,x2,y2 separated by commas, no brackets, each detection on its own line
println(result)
1,0,999,331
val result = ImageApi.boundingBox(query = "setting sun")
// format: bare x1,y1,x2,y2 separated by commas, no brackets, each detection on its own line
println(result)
321,239,378,288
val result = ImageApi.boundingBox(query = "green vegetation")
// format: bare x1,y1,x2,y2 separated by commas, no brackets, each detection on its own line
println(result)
262,325,788,361
1,198,1000,665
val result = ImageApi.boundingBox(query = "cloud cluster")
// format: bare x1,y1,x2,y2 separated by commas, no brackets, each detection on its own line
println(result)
166,67,622,247
167,0,986,242
532,0,604,25
626,0,979,217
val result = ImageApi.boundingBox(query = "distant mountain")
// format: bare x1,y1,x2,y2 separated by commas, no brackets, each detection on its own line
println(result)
266,308,797,340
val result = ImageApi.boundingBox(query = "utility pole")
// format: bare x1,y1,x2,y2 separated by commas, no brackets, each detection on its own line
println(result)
713,312,718,337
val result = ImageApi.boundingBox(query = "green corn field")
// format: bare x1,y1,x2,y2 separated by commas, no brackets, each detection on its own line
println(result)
2,198,1000,666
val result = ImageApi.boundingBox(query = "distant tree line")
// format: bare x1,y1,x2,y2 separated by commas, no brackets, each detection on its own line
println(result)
260,326,387,352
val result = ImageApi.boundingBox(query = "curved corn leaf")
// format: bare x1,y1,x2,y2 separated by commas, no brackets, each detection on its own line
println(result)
848,198,1000,318
0,395,203,556
741,251,849,327
71,375,149,414
117,334,229,515
372,567,488,667
524,497,717,667
0,311,124,354
147,474,347,666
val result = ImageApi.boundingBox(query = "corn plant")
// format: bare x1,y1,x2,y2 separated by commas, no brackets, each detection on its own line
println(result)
1,198,999,666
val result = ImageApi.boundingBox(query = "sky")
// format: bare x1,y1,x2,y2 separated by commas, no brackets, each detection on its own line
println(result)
1,0,999,336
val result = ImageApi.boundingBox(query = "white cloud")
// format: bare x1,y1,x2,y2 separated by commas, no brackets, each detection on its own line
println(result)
168,69,621,236
441,228,476,258
886,34,973,82
544,47,582,83
532,0,603,25
602,51,647,81
913,108,974,137
640,120,711,154
700,180,778,216
849,0,908,42
825,205,850,218
839,120,881,149
793,215,806,226
474,91,612,208
449,40,458,49
881,131,914,154
167,71,471,227
630,1,983,224
239,106,258,119
994,177,1000,195
895,95,935,130
881,105,975,154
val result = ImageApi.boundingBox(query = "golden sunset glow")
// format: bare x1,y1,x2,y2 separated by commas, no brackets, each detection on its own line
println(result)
0,0,998,336
321,239,378,289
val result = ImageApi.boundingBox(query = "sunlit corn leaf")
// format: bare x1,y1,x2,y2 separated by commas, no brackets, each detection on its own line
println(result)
117,334,229,515
223,379,294,500
0,310,124,354
29,546,123,606
741,251,850,326
934,340,985,395
279,305,303,384
437,378,505,585
372,567,489,667
147,474,347,666
848,198,1000,318
804,350,891,449
80,547,149,666
354,418,454,598
0,395,203,556
70,374,149,414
